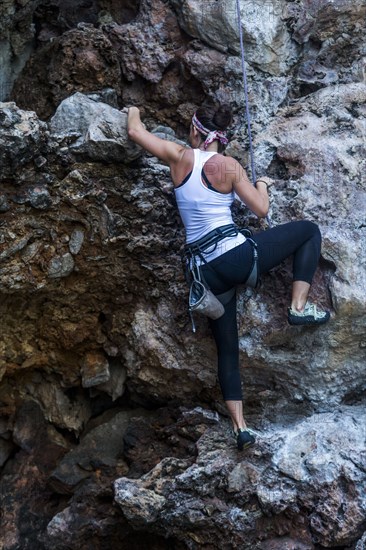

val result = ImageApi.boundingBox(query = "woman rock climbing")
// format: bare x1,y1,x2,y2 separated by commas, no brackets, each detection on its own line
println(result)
127,102,330,450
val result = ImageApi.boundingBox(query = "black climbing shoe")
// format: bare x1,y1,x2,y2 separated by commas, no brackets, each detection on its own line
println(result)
288,302,330,326
236,429,255,451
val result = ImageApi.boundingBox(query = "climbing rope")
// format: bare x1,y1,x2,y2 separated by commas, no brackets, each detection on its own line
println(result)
235,0,272,227
235,0,256,183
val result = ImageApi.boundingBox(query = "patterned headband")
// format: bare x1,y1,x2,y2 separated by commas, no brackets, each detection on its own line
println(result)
191,112,229,150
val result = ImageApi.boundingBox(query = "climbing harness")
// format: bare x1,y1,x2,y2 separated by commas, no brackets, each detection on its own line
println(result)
184,224,259,332
235,0,272,228
184,224,239,257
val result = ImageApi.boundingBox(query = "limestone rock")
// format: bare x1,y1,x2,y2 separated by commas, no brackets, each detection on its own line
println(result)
106,0,182,84
114,406,366,549
49,92,141,162
171,0,298,75
125,301,218,402
114,479,167,524
0,102,48,177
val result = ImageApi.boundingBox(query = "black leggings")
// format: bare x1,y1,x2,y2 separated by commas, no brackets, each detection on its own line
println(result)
200,221,322,401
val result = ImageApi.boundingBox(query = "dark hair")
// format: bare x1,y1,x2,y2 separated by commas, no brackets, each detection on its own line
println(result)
195,103,233,132
195,103,232,151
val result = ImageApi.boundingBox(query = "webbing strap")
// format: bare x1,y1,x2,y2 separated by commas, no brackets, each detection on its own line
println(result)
185,224,239,256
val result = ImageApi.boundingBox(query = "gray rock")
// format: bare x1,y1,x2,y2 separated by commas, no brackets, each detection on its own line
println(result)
0,234,32,262
16,378,92,434
114,478,166,524
68,229,84,255
49,409,134,494
356,532,366,550
49,92,142,163
151,125,187,147
90,359,127,401
27,186,52,210
171,0,298,75
34,155,47,168
0,102,47,177
48,253,75,278
114,406,366,548
84,88,119,108
81,351,110,388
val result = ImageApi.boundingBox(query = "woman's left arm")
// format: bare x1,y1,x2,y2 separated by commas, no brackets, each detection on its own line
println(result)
127,107,185,166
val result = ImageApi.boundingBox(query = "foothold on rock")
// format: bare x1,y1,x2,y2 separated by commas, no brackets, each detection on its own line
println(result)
49,92,142,163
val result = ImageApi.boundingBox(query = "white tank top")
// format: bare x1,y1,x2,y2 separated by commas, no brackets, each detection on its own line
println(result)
174,149,245,263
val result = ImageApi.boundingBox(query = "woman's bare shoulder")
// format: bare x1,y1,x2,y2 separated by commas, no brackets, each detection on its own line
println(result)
208,153,240,171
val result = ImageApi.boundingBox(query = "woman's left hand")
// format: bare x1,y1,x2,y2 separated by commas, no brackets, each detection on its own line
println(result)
256,176,274,189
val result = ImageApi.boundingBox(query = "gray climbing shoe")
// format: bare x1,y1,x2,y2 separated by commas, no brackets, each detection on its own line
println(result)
288,302,330,326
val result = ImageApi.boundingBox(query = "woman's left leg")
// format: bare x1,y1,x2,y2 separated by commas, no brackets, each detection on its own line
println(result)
253,220,321,282
253,220,329,320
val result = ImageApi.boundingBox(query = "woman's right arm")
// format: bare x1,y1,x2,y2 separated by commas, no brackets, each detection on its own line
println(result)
127,107,186,166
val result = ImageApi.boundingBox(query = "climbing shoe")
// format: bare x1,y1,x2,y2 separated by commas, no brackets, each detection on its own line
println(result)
288,302,330,326
235,429,256,451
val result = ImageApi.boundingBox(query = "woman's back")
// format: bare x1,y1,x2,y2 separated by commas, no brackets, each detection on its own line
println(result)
174,149,236,244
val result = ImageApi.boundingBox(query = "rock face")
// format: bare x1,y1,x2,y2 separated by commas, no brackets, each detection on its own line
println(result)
0,0,365,549
114,406,366,549
49,92,142,162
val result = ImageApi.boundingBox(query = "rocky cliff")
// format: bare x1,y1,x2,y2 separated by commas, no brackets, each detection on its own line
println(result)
0,1,365,549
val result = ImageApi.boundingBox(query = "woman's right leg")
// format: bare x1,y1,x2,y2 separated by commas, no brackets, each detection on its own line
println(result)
208,296,255,448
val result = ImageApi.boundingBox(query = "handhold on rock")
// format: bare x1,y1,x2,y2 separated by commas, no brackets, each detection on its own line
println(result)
49,92,142,163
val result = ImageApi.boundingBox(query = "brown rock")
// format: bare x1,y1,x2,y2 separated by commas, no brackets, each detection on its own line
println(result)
11,25,121,119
